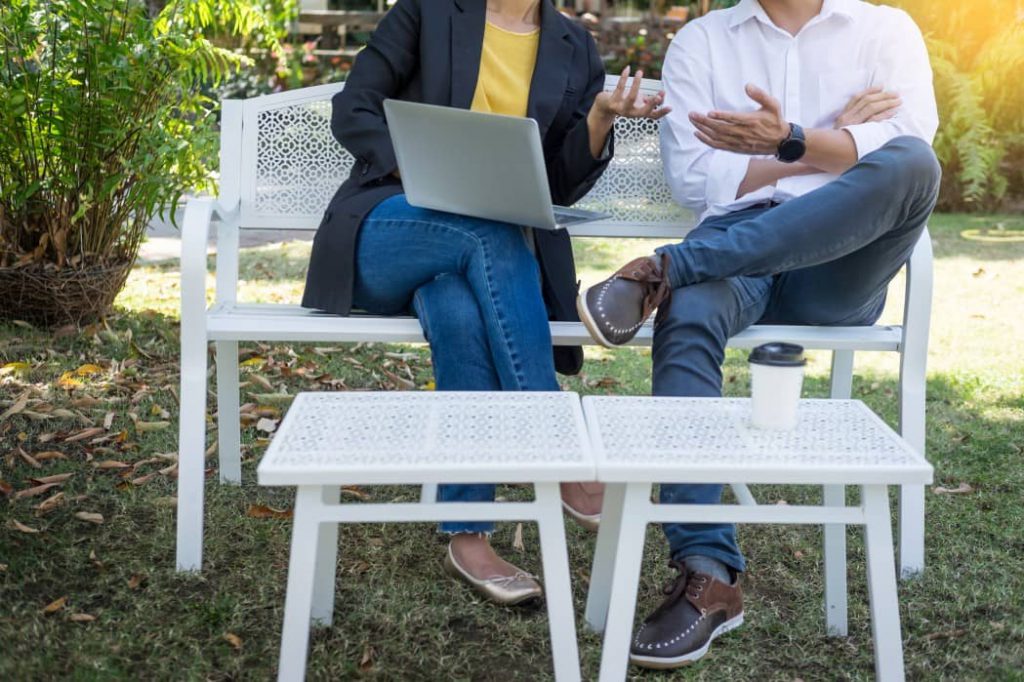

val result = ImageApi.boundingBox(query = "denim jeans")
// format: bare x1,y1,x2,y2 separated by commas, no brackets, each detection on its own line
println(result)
352,195,560,535
653,137,941,572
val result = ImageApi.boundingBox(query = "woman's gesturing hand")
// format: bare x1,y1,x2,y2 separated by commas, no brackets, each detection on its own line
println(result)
586,66,670,158
834,87,902,129
591,66,671,125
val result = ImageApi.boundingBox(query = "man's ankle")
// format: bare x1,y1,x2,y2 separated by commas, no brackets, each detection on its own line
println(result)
682,554,733,585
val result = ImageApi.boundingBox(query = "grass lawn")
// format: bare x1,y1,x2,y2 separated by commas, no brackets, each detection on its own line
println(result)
1,213,1022,680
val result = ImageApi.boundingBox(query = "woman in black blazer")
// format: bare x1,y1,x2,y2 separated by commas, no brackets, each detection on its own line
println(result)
302,0,668,605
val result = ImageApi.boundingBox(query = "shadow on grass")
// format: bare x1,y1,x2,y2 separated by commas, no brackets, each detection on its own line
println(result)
2,308,1022,679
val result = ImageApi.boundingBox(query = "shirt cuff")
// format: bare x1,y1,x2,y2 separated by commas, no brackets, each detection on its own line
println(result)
706,151,752,206
842,122,894,160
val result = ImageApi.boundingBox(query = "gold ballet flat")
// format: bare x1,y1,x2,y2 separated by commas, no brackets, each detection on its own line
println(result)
443,543,543,606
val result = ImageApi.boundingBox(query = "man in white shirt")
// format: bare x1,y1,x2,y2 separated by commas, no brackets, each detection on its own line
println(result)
577,0,940,669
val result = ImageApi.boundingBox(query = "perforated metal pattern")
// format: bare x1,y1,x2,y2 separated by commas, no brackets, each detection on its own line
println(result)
254,99,354,219
248,81,691,226
587,398,924,469
260,392,587,472
574,116,692,226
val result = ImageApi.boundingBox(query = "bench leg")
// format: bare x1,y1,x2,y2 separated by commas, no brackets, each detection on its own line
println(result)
898,484,925,579
823,484,848,636
862,485,906,682
535,482,582,682
278,486,323,682
311,486,340,628
730,483,757,506
823,348,853,634
420,483,438,504
598,483,651,682
585,482,627,633
216,340,242,484
176,338,209,572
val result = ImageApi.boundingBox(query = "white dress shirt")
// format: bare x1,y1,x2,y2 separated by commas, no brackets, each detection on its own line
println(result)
660,0,939,221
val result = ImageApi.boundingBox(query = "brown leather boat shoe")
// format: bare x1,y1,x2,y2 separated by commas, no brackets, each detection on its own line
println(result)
630,561,744,669
577,253,672,347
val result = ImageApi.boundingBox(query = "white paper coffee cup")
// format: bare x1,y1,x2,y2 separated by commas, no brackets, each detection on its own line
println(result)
749,343,807,430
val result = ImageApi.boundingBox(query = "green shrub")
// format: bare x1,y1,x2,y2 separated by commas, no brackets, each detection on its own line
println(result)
0,0,283,269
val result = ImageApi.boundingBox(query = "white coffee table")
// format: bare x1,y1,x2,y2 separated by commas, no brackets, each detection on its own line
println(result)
581,397,933,682
258,391,594,682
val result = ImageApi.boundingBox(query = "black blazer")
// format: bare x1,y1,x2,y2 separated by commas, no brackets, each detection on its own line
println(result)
301,0,613,375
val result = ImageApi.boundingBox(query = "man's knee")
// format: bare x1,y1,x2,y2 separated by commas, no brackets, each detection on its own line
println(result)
878,136,942,191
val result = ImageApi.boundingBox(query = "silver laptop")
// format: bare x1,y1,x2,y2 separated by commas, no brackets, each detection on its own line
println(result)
383,99,609,230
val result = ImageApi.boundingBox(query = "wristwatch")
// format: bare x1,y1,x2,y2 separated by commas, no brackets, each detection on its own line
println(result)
776,123,807,163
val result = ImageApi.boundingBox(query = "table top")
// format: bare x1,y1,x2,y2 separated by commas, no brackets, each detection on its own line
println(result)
582,397,933,485
257,391,593,486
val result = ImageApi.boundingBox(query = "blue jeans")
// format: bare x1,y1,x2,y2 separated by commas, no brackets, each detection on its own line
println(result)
352,195,560,535
653,137,941,572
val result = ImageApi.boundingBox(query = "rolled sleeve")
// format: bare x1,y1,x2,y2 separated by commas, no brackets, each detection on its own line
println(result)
706,151,752,206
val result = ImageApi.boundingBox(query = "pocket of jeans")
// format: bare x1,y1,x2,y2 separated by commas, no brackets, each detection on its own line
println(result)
818,69,871,126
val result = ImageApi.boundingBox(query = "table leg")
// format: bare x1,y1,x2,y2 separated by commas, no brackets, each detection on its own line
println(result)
823,484,848,636
862,485,906,682
585,482,627,633
311,486,340,627
278,486,324,682
535,482,582,682
598,482,651,682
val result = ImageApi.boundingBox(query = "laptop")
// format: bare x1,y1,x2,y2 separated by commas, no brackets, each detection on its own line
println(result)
383,99,610,230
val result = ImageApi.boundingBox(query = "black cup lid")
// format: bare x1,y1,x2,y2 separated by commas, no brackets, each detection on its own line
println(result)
749,343,806,367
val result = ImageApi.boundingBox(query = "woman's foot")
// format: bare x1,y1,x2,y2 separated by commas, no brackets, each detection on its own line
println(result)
561,482,604,531
444,533,542,606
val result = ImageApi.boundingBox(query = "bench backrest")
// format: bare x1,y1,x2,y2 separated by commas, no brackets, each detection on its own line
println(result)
221,76,694,239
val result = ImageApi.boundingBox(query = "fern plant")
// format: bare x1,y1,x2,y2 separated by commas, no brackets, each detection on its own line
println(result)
0,0,282,273
890,0,1024,209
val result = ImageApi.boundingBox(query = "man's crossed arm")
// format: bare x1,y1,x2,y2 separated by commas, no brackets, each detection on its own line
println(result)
689,84,903,198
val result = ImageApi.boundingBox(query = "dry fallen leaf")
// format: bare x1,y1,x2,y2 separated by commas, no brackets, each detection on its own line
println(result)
12,482,61,500
94,460,130,470
35,492,65,514
255,417,279,434
224,632,243,650
75,364,104,377
135,420,170,433
246,504,292,520
341,486,370,501
31,473,74,485
65,427,105,442
513,523,526,552
127,574,146,590
34,450,67,461
74,512,104,525
359,644,375,672
16,448,42,469
0,392,29,422
8,519,41,534
0,479,13,496
42,596,67,614
933,483,974,495
69,613,96,623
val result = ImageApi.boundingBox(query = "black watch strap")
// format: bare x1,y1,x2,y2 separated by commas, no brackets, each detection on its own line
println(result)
776,123,807,163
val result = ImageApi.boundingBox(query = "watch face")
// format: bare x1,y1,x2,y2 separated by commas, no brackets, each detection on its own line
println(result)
779,138,806,163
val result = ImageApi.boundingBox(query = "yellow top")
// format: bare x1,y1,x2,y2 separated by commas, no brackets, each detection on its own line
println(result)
470,21,540,117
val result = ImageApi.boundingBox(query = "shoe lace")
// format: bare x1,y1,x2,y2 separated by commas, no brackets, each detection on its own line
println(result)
637,254,673,321
644,560,709,622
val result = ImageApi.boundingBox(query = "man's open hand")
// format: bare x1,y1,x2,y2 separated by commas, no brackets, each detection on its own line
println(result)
689,84,790,155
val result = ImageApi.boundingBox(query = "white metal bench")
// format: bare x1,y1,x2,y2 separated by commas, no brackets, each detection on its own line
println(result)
176,77,934,579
